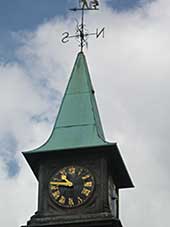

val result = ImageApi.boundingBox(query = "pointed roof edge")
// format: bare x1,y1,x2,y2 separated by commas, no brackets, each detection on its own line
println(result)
23,51,107,154
23,140,111,155
81,51,105,140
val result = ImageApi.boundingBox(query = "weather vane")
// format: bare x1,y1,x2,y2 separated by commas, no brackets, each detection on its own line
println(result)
61,0,105,52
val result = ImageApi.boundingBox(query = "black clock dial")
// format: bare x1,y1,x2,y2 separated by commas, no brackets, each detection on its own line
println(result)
49,166,95,208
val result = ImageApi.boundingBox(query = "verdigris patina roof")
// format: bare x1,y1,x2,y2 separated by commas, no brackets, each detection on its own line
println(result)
24,52,109,154
23,52,134,188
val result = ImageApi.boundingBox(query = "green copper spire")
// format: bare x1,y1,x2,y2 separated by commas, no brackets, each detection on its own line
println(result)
23,52,134,189
25,52,108,154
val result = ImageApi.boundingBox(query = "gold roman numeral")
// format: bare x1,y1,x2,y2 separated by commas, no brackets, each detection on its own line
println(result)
50,185,58,190
82,174,90,180
59,195,66,204
84,181,93,187
52,190,60,199
81,188,91,197
59,169,66,176
77,196,83,204
78,168,83,176
68,198,74,206
68,167,76,174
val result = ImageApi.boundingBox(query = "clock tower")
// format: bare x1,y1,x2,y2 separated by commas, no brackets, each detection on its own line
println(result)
22,52,134,227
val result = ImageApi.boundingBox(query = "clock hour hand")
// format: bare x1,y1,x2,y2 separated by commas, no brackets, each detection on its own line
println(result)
61,175,73,185
50,181,73,187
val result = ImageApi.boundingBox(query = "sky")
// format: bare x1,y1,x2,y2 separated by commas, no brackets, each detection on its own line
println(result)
0,0,170,226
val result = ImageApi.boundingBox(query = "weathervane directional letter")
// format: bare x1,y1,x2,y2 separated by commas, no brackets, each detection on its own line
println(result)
80,0,89,9
61,0,103,51
90,0,99,9
80,0,99,9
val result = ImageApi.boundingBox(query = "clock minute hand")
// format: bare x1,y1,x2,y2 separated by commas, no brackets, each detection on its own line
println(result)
50,181,73,187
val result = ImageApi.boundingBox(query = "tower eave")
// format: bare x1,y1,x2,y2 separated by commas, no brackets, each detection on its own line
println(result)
23,142,134,189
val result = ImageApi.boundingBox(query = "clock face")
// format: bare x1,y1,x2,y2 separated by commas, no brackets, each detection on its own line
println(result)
49,166,95,208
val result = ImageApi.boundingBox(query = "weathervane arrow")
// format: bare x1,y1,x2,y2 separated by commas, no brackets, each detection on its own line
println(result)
61,0,105,52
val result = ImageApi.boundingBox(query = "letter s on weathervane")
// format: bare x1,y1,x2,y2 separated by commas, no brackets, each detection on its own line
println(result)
61,32,69,43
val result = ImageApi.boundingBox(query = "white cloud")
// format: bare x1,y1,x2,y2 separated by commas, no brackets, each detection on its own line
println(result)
0,0,170,226
0,160,38,227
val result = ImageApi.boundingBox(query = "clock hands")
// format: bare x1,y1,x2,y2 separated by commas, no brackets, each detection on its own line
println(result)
50,175,73,187
61,174,70,181
50,181,73,187
49,166,95,208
